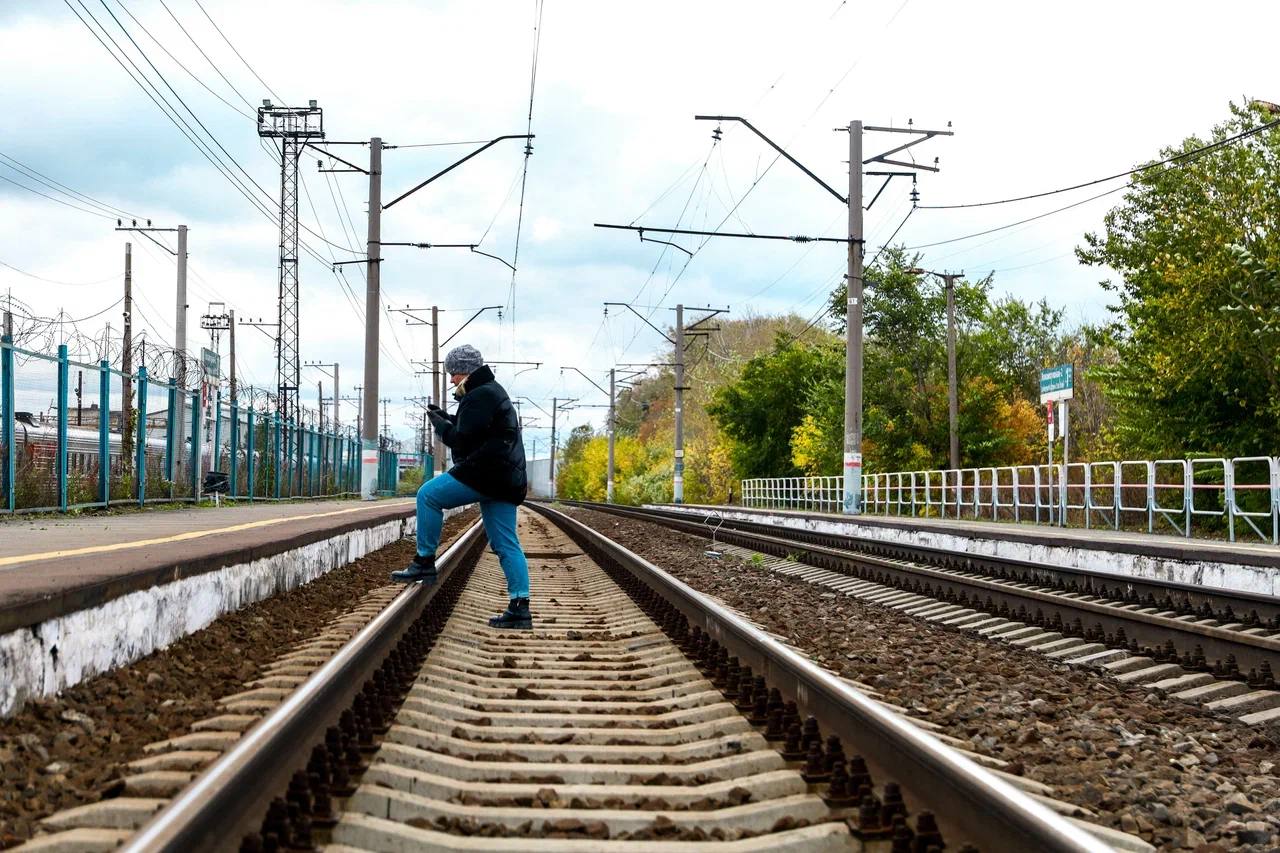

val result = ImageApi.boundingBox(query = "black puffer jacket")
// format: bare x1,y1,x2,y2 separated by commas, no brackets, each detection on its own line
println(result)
429,365,527,504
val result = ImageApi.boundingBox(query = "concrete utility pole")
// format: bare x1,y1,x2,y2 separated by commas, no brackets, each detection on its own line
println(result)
431,305,441,473
122,243,133,463
550,396,558,499
673,304,686,504
361,137,382,498
317,381,325,432
844,123,863,514
910,266,964,470
174,224,188,463
607,367,616,503
600,115,948,514
944,273,961,470
228,309,237,407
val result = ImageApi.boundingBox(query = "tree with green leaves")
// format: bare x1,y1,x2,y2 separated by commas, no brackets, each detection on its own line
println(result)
707,334,837,478
1077,101,1280,457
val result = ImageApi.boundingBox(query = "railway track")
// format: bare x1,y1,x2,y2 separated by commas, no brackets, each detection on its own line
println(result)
23,505,1126,852
556,502,1280,713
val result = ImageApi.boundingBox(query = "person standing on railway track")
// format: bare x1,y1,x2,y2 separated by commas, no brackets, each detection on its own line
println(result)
391,344,532,629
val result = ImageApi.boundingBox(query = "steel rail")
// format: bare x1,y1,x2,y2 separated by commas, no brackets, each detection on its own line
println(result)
531,502,1112,853
122,519,487,853
557,501,1280,689
627,503,1280,622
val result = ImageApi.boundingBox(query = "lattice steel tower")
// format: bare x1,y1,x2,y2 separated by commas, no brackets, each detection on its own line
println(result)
257,100,323,425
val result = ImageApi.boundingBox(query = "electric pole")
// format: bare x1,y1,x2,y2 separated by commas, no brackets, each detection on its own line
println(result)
431,304,440,471
602,302,725,504
228,309,237,407
560,366,617,502
258,101,323,435
599,114,950,513
304,361,340,434
115,220,190,469
361,137,382,498
122,242,133,465
608,367,616,503
673,304,686,503
844,121,863,514
910,267,964,470
945,273,960,470
550,396,557,500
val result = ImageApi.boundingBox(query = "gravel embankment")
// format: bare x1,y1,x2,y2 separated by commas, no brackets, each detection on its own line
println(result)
0,510,477,847
563,507,1280,852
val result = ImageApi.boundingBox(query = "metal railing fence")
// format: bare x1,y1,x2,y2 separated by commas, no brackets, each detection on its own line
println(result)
741,455,1280,544
1,335,363,514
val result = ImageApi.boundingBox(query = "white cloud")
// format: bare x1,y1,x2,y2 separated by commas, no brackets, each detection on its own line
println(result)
2,0,1276,447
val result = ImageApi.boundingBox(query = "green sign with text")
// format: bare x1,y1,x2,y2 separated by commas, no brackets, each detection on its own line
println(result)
1039,364,1073,402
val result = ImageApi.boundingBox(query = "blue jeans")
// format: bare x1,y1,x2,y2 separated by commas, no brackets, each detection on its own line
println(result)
416,473,529,599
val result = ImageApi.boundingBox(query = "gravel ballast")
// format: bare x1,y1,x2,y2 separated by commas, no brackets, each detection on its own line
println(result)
0,510,477,847
562,507,1280,852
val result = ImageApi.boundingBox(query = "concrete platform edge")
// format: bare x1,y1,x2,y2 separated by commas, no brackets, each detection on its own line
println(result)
0,505,430,718
648,504,1280,598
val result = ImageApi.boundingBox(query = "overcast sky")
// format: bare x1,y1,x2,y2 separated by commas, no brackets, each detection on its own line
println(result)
1,0,1274,454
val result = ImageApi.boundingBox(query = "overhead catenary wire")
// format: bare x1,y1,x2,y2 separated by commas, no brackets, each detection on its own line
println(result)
190,0,282,103
0,149,138,219
0,172,117,220
0,260,120,288
904,185,1125,251
503,0,547,357
919,115,1280,210
115,0,255,119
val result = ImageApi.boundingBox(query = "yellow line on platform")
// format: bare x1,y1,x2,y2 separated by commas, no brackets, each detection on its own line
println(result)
0,501,413,569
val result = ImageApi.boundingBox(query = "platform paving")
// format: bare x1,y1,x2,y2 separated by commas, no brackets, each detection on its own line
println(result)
0,498,414,633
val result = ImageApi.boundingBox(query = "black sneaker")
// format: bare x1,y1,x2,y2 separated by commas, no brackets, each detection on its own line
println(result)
488,597,532,630
391,555,437,584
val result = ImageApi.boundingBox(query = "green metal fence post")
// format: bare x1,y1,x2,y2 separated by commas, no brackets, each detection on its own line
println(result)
1,330,14,512
246,405,255,501
273,412,282,498
213,389,222,476
230,400,239,496
165,381,176,490
190,389,200,500
56,344,68,511
98,361,110,505
136,366,148,505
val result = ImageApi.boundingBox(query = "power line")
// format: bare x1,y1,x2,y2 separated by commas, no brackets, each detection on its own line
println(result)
0,172,116,220
0,260,119,287
190,0,282,102
919,116,1280,210
64,0,280,227
155,0,256,112
0,149,138,218
116,0,254,118
904,185,1124,251
504,0,547,354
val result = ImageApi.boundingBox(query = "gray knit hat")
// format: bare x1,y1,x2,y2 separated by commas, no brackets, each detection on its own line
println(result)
443,344,484,376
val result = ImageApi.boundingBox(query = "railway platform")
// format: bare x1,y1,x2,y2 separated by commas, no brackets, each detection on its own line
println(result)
658,503,1280,597
0,498,417,717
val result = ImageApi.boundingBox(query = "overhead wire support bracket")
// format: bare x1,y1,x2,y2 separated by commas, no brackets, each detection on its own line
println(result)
859,122,955,173
694,115,847,204
604,301,676,345
379,241,516,272
596,223,854,244
383,134,535,210
637,230,693,257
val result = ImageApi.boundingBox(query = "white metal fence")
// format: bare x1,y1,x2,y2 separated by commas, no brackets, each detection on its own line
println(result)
741,456,1280,544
